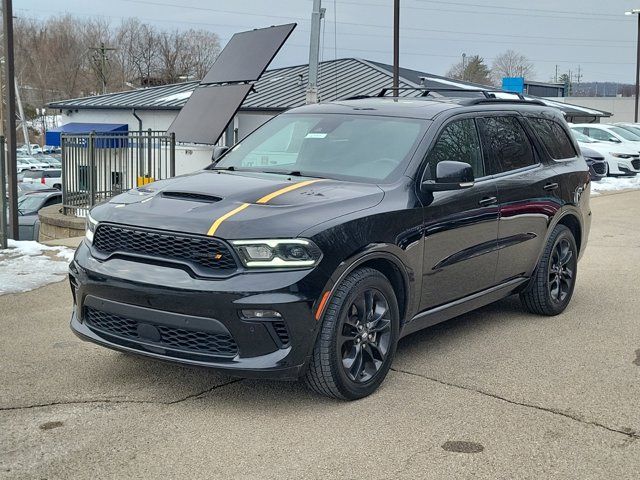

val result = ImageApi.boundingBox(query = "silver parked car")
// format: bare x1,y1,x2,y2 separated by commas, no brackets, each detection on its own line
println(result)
14,190,62,240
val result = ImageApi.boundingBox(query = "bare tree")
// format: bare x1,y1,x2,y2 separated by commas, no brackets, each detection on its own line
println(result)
8,14,221,108
492,50,534,83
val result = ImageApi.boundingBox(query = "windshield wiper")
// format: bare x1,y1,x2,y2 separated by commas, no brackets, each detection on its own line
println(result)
260,170,326,179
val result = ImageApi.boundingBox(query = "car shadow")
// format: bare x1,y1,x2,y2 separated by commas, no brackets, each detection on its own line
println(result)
109,295,534,408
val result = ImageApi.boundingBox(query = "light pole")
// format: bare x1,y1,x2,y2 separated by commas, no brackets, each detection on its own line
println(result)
625,9,640,122
462,53,467,81
393,0,400,91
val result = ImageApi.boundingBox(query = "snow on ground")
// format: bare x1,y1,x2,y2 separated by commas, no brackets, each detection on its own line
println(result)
591,175,640,195
0,240,75,295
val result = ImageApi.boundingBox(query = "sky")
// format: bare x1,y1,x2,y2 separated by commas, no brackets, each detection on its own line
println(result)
13,0,640,84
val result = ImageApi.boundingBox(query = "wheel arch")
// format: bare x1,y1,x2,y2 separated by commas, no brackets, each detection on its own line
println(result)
316,247,413,326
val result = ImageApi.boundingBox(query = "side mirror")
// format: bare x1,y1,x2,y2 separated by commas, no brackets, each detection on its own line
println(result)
608,137,622,143
421,161,475,192
212,146,230,162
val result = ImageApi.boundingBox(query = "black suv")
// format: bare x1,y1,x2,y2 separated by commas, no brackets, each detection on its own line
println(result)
70,96,591,400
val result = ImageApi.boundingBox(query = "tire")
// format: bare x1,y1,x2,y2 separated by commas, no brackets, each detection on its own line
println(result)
520,224,578,316
304,267,400,400
53,184,62,190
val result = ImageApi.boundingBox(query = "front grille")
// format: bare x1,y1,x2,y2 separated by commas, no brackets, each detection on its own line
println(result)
632,159,640,170
592,162,607,175
84,307,238,358
92,224,237,274
272,321,290,346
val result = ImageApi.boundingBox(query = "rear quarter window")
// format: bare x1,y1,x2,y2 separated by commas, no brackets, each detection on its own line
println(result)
44,170,61,178
529,118,577,160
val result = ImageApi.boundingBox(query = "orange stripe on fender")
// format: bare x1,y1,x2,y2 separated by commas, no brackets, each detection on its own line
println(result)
315,290,332,321
207,203,250,236
256,179,322,204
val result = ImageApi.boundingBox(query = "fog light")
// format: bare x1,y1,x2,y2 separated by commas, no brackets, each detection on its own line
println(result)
241,309,282,319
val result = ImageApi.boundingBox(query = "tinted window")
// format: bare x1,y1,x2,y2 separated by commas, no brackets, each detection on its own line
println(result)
529,118,576,159
425,118,484,179
23,170,42,179
43,170,61,178
478,116,536,173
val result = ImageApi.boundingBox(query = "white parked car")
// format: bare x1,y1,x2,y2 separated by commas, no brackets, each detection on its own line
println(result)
570,123,640,149
16,156,51,170
17,143,43,155
21,169,62,190
570,130,640,176
614,123,640,137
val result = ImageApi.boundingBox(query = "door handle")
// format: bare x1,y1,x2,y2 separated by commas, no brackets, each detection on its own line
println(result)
478,196,497,206
543,182,559,191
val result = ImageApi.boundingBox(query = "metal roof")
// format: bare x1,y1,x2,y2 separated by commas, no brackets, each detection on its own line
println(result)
47,57,610,119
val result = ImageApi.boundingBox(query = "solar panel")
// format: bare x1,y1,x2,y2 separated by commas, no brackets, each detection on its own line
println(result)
201,23,296,84
167,84,252,145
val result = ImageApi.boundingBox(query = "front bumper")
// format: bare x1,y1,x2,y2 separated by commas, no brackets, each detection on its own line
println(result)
69,241,328,380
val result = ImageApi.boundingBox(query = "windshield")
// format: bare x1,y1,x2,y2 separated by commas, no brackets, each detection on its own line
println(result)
609,126,640,141
17,195,44,213
213,114,428,182
571,130,597,143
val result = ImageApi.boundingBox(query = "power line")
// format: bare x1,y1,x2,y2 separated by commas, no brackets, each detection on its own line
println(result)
344,0,628,21
18,5,638,47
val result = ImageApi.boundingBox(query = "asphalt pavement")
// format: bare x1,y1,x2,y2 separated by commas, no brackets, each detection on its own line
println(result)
1,190,639,479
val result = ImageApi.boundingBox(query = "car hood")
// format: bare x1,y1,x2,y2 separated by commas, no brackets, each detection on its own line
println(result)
91,170,385,239
578,141,639,156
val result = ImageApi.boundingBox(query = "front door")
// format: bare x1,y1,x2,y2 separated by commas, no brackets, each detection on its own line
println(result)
419,117,500,310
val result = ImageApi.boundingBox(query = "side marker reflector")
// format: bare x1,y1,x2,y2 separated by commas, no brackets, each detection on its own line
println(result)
315,290,331,321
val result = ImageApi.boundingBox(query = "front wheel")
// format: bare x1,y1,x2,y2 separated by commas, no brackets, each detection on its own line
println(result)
304,267,400,400
520,224,578,316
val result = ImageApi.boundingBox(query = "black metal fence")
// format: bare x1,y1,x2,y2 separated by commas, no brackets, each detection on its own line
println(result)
61,130,175,216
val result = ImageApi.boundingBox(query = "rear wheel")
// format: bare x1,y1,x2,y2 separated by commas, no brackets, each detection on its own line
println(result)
520,224,578,316
304,267,399,400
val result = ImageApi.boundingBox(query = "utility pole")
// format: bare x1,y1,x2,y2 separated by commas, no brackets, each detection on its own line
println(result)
306,0,325,104
2,0,18,239
90,42,117,94
625,9,640,121
554,64,558,83
393,0,400,91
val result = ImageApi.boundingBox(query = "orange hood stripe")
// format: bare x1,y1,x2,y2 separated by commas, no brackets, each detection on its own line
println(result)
256,179,323,204
206,203,250,236
206,179,324,237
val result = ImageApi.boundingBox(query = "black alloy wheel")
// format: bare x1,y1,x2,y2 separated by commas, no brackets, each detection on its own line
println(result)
548,238,575,304
339,289,392,383
520,224,578,316
305,267,400,400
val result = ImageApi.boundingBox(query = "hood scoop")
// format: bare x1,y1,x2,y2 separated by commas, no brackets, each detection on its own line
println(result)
162,191,222,203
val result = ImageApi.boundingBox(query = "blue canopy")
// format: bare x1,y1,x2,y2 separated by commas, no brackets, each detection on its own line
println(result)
46,123,128,147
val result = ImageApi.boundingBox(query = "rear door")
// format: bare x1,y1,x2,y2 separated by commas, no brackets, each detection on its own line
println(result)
419,116,499,309
478,114,562,284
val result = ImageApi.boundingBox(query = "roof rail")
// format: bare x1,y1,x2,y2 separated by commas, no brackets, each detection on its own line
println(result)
377,86,536,102
460,98,547,107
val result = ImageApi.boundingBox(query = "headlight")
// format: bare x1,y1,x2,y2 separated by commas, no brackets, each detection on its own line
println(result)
611,153,632,158
231,239,322,268
85,213,98,244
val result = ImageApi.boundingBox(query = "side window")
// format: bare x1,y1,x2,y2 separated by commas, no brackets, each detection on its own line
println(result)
586,128,610,142
477,116,537,173
425,118,484,180
528,118,577,160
